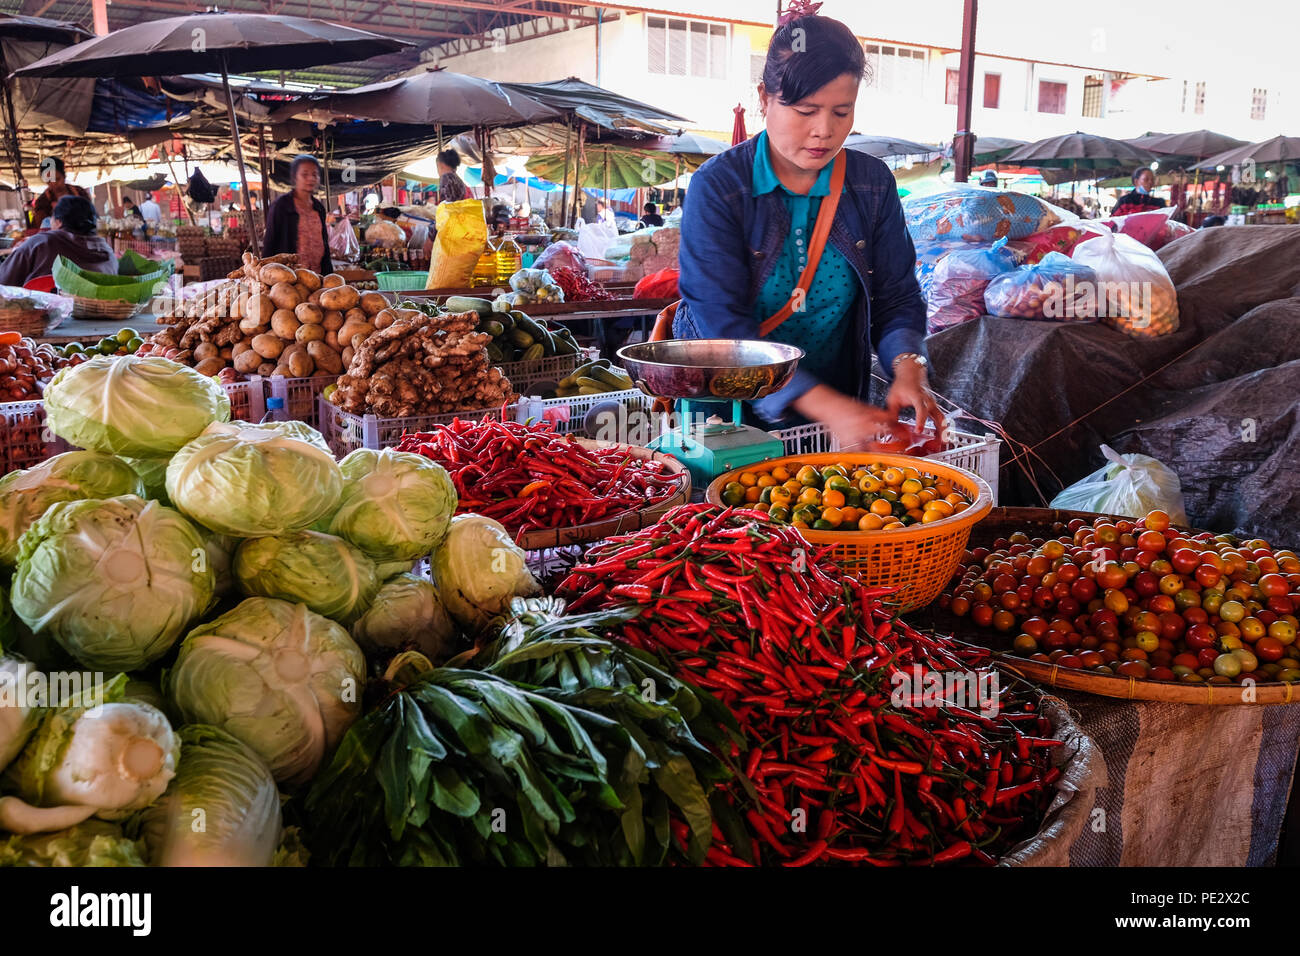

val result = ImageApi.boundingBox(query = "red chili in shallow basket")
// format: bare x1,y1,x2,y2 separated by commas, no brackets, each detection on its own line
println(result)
555,503,1066,868
394,417,685,536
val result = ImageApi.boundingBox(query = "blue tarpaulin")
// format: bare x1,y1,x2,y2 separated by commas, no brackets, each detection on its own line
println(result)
85,78,188,133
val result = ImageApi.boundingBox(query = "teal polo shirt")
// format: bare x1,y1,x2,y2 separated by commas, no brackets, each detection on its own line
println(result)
750,131,858,382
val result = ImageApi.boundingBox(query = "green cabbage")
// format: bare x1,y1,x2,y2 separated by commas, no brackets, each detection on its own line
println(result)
0,820,147,867
122,455,171,503
431,514,541,636
168,598,365,786
0,451,145,566
9,681,180,819
326,448,457,562
0,655,42,772
44,356,231,458
374,558,417,581
138,724,281,867
234,531,379,624
167,421,343,537
351,573,457,659
11,496,215,672
199,527,239,599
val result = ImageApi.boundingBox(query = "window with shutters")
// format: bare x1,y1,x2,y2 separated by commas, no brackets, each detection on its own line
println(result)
945,68,959,106
1251,88,1267,121
1038,80,1067,114
983,73,1000,109
646,16,728,78
862,43,927,97
1194,81,1206,115
1082,75,1104,118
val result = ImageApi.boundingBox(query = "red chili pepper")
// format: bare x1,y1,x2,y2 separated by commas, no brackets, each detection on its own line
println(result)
782,840,828,867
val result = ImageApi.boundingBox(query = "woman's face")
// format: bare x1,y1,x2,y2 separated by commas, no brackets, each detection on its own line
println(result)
760,73,859,175
294,162,320,194
1135,169,1155,191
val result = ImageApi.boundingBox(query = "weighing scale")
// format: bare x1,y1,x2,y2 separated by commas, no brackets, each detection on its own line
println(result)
617,339,805,488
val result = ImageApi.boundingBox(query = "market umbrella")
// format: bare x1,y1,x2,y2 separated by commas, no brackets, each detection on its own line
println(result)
525,145,696,189
732,103,747,147
13,13,411,244
971,136,1026,164
1001,131,1157,170
843,133,943,161
319,70,558,127
1192,135,1300,170
1129,129,1248,161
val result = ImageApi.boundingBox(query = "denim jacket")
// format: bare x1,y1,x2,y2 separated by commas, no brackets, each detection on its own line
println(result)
674,135,927,423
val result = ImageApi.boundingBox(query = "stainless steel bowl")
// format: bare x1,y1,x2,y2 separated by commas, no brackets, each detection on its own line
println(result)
616,339,805,401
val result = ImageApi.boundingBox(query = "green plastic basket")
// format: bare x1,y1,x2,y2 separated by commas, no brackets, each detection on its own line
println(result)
375,270,429,292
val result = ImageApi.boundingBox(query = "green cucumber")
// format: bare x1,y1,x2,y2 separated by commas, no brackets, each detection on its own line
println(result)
521,343,546,362
511,312,547,339
592,366,633,390
576,376,612,392
508,329,535,349
552,332,579,356
445,295,494,317
481,320,506,338
486,343,504,363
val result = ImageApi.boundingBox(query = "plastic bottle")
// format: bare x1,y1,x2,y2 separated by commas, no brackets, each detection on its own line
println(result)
260,396,288,424
495,236,522,284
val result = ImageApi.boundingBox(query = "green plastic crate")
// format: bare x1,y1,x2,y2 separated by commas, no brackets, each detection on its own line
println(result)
375,271,429,292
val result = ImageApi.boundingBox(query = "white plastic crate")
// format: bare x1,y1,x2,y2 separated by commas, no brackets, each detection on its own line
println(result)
221,379,266,423
772,422,1002,503
317,388,653,457
498,351,582,391
0,400,63,472
263,374,337,429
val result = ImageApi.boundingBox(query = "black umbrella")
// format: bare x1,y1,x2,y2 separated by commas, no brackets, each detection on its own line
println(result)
843,133,943,161
1129,129,1249,162
323,71,558,127
1001,131,1157,170
13,13,410,244
971,136,1027,164
1192,135,1300,170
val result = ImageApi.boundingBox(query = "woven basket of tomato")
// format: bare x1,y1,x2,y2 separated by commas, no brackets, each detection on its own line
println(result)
706,453,993,613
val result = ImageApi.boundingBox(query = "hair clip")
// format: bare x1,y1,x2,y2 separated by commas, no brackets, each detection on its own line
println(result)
777,0,823,26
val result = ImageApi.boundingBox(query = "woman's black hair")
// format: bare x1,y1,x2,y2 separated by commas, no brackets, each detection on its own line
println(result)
437,149,460,170
53,195,96,234
644,201,658,213
379,206,401,219
762,14,866,106
1132,166,1151,183
290,154,323,184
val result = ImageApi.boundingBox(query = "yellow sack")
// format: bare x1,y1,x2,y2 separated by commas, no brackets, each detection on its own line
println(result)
426,199,487,290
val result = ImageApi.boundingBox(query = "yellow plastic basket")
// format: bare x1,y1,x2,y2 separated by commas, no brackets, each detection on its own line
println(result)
706,452,994,612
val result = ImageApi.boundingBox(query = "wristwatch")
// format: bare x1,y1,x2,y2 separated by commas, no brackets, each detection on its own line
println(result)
891,352,929,374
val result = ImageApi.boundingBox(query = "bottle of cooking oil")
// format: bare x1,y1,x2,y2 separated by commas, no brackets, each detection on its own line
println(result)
494,236,521,284
472,237,500,287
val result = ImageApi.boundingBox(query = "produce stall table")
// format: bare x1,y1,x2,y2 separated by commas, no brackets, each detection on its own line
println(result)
39,315,156,345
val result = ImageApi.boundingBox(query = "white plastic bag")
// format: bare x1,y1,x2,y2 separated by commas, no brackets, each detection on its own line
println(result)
1069,231,1179,337
576,220,619,261
328,218,360,262
1050,444,1188,523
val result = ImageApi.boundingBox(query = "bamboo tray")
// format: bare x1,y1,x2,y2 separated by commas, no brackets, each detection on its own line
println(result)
912,507,1300,705
513,439,691,551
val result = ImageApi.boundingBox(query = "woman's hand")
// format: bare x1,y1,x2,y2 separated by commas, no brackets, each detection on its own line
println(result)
886,362,945,436
793,385,900,451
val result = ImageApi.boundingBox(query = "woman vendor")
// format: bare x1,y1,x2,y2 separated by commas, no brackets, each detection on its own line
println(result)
668,6,940,447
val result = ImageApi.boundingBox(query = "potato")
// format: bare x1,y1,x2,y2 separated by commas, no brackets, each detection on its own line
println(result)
373,308,396,330
251,333,285,360
258,362,276,378
323,310,345,331
307,340,343,374
193,342,220,363
295,269,322,292
234,349,264,374
271,309,300,340
319,286,360,312
268,281,302,311
245,293,275,326
324,330,340,350
358,292,388,316
281,342,307,361
287,350,315,378
295,303,324,325
239,314,268,335
194,356,226,377
232,290,249,320
219,346,234,360
308,289,324,307
341,346,355,367
321,273,345,289
343,307,367,327
296,323,325,344
338,319,374,350
292,283,311,303
232,341,253,358
272,364,291,378
259,263,296,286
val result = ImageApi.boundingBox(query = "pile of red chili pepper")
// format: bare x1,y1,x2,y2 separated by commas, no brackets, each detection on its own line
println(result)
550,266,613,302
556,503,1068,867
394,418,684,535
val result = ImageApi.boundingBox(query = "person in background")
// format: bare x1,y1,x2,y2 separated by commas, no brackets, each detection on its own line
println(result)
30,157,90,229
593,199,616,226
436,149,468,204
138,193,162,230
261,154,332,274
979,170,998,188
639,201,665,227
365,206,409,247
1112,167,1167,218
0,195,116,286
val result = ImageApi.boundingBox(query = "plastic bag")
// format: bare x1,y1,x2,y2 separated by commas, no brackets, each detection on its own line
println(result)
504,268,564,303
577,221,620,261
1069,231,1179,337
633,268,679,300
1007,223,1103,265
912,238,970,302
1050,444,1188,524
534,241,587,275
0,284,73,329
328,218,360,263
1097,209,1196,252
426,199,487,290
984,252,1098,321
926,238,1018,333
365,219,406,248
904,186,1066,243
